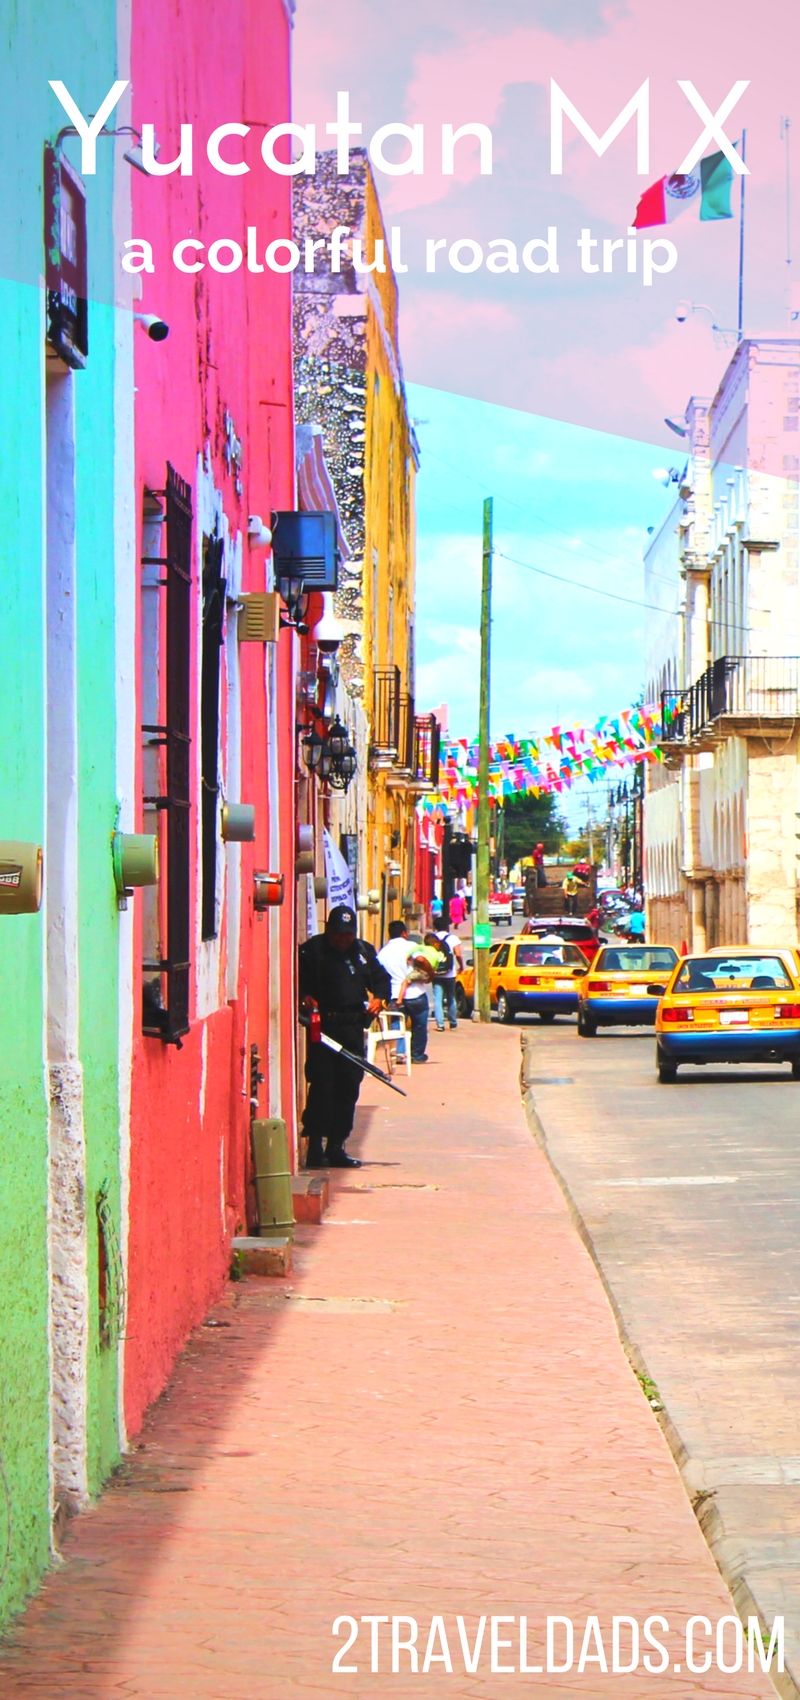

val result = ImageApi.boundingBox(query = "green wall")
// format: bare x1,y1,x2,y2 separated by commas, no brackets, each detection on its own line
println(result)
0,3,125,1626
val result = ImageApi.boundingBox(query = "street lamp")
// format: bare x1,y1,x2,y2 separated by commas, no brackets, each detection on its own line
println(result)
300,724,324,772
326,716,349,760
675,301,737,348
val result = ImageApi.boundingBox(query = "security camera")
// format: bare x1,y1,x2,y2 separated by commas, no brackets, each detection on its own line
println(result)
134,313,170,342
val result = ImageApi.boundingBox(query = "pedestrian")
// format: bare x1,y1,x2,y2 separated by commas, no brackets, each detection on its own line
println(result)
562,869,581,916
586,904,601,933
298,905,390,1170
431,925,463,1030
627,907,646,941
430,894,443,923
448,890,466,929
378,920,437,1064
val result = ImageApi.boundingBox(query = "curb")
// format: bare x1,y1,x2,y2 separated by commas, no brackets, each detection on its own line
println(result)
520,1033,795,1700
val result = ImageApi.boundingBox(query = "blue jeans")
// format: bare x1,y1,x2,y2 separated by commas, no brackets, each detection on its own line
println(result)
403,995,429,1060
433,980,458,1028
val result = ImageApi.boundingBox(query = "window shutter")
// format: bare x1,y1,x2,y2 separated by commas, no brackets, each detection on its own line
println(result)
163,464,193,1040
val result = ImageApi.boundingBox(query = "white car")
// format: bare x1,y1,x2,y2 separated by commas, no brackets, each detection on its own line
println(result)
489,891,513,925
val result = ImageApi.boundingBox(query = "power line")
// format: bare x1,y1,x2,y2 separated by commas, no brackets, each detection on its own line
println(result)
495,549,765,634
418,440,681,590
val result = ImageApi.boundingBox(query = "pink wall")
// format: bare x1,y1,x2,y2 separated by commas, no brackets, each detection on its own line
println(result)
125,0,296,1433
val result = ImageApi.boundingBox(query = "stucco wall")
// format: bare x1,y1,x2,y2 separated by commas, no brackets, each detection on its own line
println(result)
292,152,418,947
746,738,799,944
124,0,296,1437
0,1,124,1628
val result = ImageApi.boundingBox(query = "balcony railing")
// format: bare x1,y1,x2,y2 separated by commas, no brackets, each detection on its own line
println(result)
662,655,800,745
397,693,415,772
411,714,440,788
371,665,401,761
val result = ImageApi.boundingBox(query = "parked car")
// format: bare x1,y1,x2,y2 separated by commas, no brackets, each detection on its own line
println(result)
511,885,526,913
455,937,587,1022
655,949,800,1082
576,945,678,1035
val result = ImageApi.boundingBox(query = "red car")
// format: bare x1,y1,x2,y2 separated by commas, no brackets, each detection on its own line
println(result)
520,917,606,965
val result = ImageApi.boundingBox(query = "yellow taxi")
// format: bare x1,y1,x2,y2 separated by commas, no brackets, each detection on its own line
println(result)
654,949,800,1083
576,945,679,1036
455,935,587,1024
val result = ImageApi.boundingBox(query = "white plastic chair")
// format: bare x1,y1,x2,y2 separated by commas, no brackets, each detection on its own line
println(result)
367,1010,412,1076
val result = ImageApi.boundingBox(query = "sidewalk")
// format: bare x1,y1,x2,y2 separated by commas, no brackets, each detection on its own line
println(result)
0,1024,774,1699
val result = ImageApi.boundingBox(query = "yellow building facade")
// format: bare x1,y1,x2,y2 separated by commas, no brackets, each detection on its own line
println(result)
293,151,426,944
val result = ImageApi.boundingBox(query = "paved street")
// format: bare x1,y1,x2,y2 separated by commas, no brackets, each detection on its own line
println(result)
0,1023,770,1700
522,1016,800,1694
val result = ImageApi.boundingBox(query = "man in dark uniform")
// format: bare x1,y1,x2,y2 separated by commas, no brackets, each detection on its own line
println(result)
298,904,390,1169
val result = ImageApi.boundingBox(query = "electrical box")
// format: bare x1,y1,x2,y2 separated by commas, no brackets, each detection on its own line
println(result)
0,842,43,915
271,511,339,590
238,592,280,643
251,1118,294,1239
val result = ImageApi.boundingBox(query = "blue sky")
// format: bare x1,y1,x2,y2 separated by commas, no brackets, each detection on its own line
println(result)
410,382,679,741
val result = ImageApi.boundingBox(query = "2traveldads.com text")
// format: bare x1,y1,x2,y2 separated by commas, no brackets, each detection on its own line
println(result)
331,1612,783,1676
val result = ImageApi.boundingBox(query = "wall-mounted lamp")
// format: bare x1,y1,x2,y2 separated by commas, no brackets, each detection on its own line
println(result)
0,842,43,915
330,743,356,791
327,716,348,760
279,579,309,631
301,724,324,771
55,122,153,176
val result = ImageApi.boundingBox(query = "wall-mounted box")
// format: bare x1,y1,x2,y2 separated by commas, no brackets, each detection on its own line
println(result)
0,842,43,914
296,822,314,877
221,803,256,843
272,511,339,590
112,832,158,910
238,592,281,643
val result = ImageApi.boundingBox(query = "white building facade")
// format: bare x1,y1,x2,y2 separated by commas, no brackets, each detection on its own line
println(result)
645,339,800,951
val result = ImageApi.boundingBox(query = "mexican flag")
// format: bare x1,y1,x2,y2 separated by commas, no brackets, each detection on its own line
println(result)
633,149,734,229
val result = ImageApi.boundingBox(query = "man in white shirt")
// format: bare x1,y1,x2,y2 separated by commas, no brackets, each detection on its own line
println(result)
377,921,433,1062
432,928,464,1030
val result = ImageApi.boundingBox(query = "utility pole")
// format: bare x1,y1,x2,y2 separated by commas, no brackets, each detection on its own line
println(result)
474,498,493,1022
